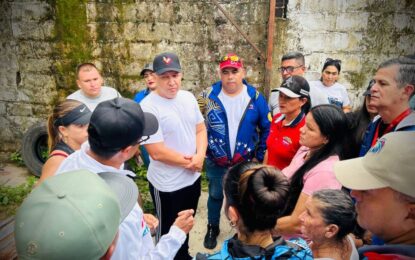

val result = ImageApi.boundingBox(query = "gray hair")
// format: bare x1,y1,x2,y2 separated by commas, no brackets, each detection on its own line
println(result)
394,190,415,203
312,189,357,241
378,56,415,96
281,52,305,66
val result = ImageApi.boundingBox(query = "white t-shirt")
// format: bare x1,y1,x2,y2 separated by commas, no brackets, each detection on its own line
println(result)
67,86,121,111
309,81,350,108
56,142,186,260
269,85,329,116
141,90,204,192
218,85,251,157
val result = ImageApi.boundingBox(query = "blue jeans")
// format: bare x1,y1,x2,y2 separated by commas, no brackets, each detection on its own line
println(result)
206,159,227,226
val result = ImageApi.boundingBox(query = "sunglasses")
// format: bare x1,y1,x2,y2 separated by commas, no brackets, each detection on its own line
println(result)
222,55,240,62
277,65,303,73
132,136,150,146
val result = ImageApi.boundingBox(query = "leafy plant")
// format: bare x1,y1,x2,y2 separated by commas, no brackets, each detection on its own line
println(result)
10,151,25,167
0,176,36,218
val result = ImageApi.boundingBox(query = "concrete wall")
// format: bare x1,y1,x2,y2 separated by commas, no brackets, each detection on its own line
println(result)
0,0,414,160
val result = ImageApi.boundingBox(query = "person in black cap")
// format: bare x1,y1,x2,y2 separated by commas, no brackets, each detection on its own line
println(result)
56,97,195,259
133,62,156,103
264,75,310,171
39,99,91,185
133,62,156,168
140,52,208,260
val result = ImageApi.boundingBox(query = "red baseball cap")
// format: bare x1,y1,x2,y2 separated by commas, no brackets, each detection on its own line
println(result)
219,53,243,70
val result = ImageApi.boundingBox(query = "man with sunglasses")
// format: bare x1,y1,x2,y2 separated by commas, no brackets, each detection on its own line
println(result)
198,53,270,249
269,52,328,116
56,97,195,259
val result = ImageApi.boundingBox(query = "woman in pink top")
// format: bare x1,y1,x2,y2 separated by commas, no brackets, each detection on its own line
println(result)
274,105,348,238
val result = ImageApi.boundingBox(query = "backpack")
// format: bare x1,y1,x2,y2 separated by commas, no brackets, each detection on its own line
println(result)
195,237,313,260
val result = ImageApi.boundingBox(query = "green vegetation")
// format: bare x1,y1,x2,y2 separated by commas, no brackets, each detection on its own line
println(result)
52,0,93,97
0,177,36,218
10,151,25,167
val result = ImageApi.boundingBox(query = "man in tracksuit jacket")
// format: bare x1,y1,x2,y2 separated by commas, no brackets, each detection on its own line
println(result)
198,53,270,249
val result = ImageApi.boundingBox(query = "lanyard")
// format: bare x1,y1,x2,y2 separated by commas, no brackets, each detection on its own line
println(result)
371,108,412,147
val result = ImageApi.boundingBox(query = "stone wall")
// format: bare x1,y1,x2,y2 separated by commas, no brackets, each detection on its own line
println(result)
0,0,414,161
282,0,415,106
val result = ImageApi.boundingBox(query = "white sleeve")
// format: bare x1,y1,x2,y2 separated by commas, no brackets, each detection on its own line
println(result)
310,85,329,107
111,204,186,260
341,86,351,106
269,90,280,116
141,102,164,144
137,226,186,260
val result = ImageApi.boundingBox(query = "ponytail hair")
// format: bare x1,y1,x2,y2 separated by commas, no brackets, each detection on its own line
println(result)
312,189,357,241
224,162,290,233
47,99,83,152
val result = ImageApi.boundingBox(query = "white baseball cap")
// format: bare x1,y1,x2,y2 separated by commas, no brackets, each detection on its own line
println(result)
335,131,415,197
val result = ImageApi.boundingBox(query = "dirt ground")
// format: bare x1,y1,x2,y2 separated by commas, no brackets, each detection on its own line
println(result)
189,191,234,256
0,164,234,256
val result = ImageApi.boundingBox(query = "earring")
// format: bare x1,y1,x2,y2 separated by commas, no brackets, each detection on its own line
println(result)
229,221,236,227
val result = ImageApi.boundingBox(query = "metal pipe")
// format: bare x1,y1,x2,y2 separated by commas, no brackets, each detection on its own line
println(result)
264,0,276,99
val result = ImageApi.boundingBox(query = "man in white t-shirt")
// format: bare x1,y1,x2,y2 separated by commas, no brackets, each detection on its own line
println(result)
56,98,195,260
141,52,208,260
269,52,328,116
197,53,271,249
67,63,120,111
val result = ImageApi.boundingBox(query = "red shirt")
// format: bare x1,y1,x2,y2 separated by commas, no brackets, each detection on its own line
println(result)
266,112,305,170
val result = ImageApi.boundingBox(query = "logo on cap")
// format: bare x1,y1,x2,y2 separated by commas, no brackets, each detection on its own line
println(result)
369,138,386,154
163,57,172,64
220,53,243,69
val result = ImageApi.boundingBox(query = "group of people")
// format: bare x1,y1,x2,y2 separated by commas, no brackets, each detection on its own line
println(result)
14,51,415,260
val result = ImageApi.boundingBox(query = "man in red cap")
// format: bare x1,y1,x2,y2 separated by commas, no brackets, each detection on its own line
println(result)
198,53,270,249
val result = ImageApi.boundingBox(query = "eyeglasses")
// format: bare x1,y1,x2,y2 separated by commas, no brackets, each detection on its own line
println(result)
222,54,240,62
277,65,303,73
324,58,342,65
132,136,150,146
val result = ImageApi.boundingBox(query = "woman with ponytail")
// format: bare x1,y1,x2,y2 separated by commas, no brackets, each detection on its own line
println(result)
38,99,91,184
275,104,348,238
195,162,312,259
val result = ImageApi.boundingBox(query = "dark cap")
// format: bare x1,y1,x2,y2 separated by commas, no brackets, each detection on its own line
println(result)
54,102,92,127
278,76,310,98
363,79,375,96
88,98,158,151
140,63,154,77
153,52,181,75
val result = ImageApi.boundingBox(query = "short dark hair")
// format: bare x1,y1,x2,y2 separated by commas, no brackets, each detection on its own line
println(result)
224,162,290,233
312,189,357,241
76,63,99,78
322,58,342,73
281,52,305,66
378,56,415,96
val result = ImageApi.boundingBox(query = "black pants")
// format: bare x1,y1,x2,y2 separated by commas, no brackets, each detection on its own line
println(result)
149,177,201,260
